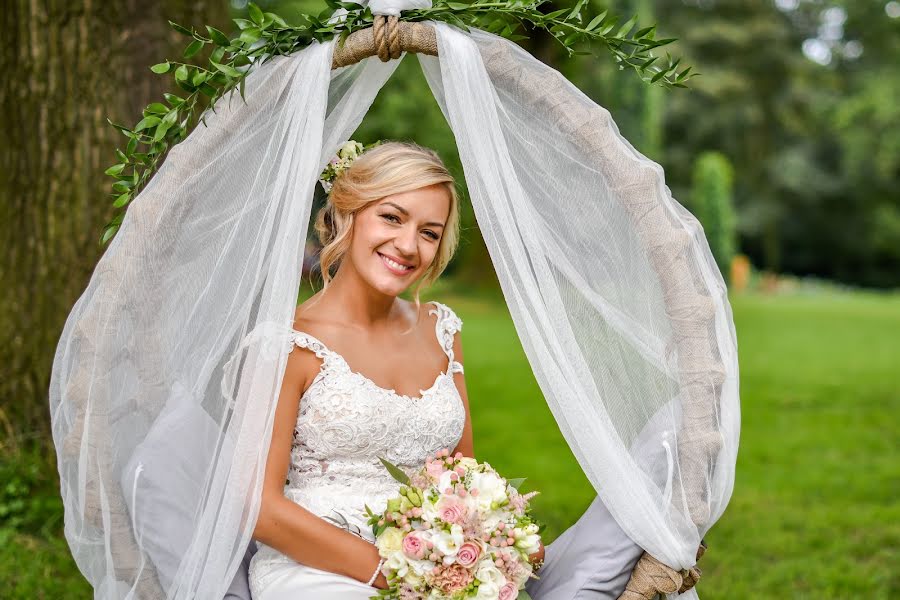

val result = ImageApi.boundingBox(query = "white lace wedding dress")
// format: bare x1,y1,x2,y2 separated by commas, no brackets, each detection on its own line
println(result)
248,300,467,599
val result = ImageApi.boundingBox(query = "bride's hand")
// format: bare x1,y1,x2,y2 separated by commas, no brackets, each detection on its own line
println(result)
527,540,545,567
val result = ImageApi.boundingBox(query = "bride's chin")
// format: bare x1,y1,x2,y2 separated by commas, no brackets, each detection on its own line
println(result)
364,273,409,296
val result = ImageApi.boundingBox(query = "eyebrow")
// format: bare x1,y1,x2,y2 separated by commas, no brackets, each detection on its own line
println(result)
382,201,445,229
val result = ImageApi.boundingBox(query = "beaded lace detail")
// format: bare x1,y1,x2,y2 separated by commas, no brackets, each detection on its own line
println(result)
248,301,466,593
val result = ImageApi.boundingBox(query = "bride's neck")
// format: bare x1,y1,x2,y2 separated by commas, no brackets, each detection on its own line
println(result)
322,261,403,328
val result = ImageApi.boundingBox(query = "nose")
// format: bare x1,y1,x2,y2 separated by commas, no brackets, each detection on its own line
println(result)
393,223,418,259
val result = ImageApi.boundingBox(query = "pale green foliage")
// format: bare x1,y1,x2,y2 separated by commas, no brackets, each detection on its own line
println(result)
100,0,694,246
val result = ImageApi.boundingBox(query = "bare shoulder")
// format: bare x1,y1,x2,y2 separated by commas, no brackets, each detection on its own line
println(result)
291,293,346,342
286,296,334,393
408,297,443,330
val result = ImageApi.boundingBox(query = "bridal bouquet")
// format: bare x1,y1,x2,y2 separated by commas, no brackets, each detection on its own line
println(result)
365,449,542,600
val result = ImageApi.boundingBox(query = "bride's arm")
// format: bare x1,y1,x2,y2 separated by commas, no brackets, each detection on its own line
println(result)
252,346,389,589
450,332,474,458
447,333,545,566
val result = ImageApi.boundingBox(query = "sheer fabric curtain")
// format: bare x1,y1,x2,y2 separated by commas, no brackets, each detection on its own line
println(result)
48,38,401,599
418,23,740,598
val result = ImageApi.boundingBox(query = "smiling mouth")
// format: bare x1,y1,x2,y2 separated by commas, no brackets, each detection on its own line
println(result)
378,252,415,275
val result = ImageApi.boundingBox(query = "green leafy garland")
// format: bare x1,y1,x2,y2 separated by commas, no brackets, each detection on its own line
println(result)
101,0,695,245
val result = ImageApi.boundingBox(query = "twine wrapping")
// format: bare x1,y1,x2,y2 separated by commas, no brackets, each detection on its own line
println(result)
617,542,707,599
332,18,437,69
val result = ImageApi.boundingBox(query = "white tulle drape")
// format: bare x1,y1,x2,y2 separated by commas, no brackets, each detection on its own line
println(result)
49,39,403,599
48,12,739,600
420,24,739,599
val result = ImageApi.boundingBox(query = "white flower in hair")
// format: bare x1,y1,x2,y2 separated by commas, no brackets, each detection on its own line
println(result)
318,139,381,194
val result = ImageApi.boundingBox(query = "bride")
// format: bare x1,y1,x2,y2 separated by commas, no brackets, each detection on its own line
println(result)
246,140,545,598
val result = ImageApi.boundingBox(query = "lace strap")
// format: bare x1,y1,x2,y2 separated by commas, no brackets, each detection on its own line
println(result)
427,301,464,375
289,330,332,360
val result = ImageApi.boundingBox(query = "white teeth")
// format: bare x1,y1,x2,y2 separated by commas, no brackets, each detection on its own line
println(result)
381,253,413,271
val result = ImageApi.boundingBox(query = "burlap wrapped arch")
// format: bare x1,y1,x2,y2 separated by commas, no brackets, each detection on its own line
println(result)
49,7,739,600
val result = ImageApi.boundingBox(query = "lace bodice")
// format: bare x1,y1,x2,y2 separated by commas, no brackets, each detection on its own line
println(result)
250,301,466,588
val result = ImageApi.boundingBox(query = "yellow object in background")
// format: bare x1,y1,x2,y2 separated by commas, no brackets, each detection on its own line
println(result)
731,254,750,294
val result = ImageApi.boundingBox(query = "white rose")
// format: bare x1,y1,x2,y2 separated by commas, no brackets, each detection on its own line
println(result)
470,471,508,510
474,579,499,599
375,527,404,556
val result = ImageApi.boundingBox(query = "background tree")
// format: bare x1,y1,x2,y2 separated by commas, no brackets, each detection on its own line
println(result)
691,151,737,282
655,0,899,287
0,0,230,445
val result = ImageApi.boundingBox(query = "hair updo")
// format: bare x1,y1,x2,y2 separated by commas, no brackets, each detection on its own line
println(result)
312,140,461,310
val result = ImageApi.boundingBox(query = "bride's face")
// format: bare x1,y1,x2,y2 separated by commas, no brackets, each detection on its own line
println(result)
347,184,450,296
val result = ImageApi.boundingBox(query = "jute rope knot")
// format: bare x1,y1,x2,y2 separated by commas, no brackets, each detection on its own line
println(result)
617,542,706,600
373,15,402,61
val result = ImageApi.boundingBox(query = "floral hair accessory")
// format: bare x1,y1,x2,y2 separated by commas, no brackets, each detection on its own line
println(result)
318,139,383,195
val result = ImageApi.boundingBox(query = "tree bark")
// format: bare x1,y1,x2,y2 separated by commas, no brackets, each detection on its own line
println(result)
0,0,230,443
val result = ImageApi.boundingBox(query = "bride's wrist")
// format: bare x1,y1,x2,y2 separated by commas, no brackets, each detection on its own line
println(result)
372,569,389,590
365,544,389,589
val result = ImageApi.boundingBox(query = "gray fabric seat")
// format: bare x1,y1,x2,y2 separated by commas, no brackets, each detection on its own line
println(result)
225,543,257,600
524,495,643,600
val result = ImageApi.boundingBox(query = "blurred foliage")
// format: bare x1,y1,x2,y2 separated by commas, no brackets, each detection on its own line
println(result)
101,0,692,244
653,0,899,287
692,151,737,282
236,0,899,288
0,446,63,537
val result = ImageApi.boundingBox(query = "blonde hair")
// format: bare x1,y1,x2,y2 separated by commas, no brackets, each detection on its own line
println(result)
312,140,461,317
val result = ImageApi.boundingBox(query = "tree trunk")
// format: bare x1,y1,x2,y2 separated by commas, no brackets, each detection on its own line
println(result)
0,0,230,444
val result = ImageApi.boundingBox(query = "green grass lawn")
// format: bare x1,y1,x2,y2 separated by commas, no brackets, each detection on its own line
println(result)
4,288,898,597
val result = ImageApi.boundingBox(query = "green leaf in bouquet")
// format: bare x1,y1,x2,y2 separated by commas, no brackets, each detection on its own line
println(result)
507,477,527,490
377,456,411,485
517,589,534,599
378,456,410,485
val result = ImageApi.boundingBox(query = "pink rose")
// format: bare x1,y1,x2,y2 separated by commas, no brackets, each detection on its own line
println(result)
499,582,518,600
430,563,474,594
402,533,426,559
456,540,482,567
438,499,468,524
